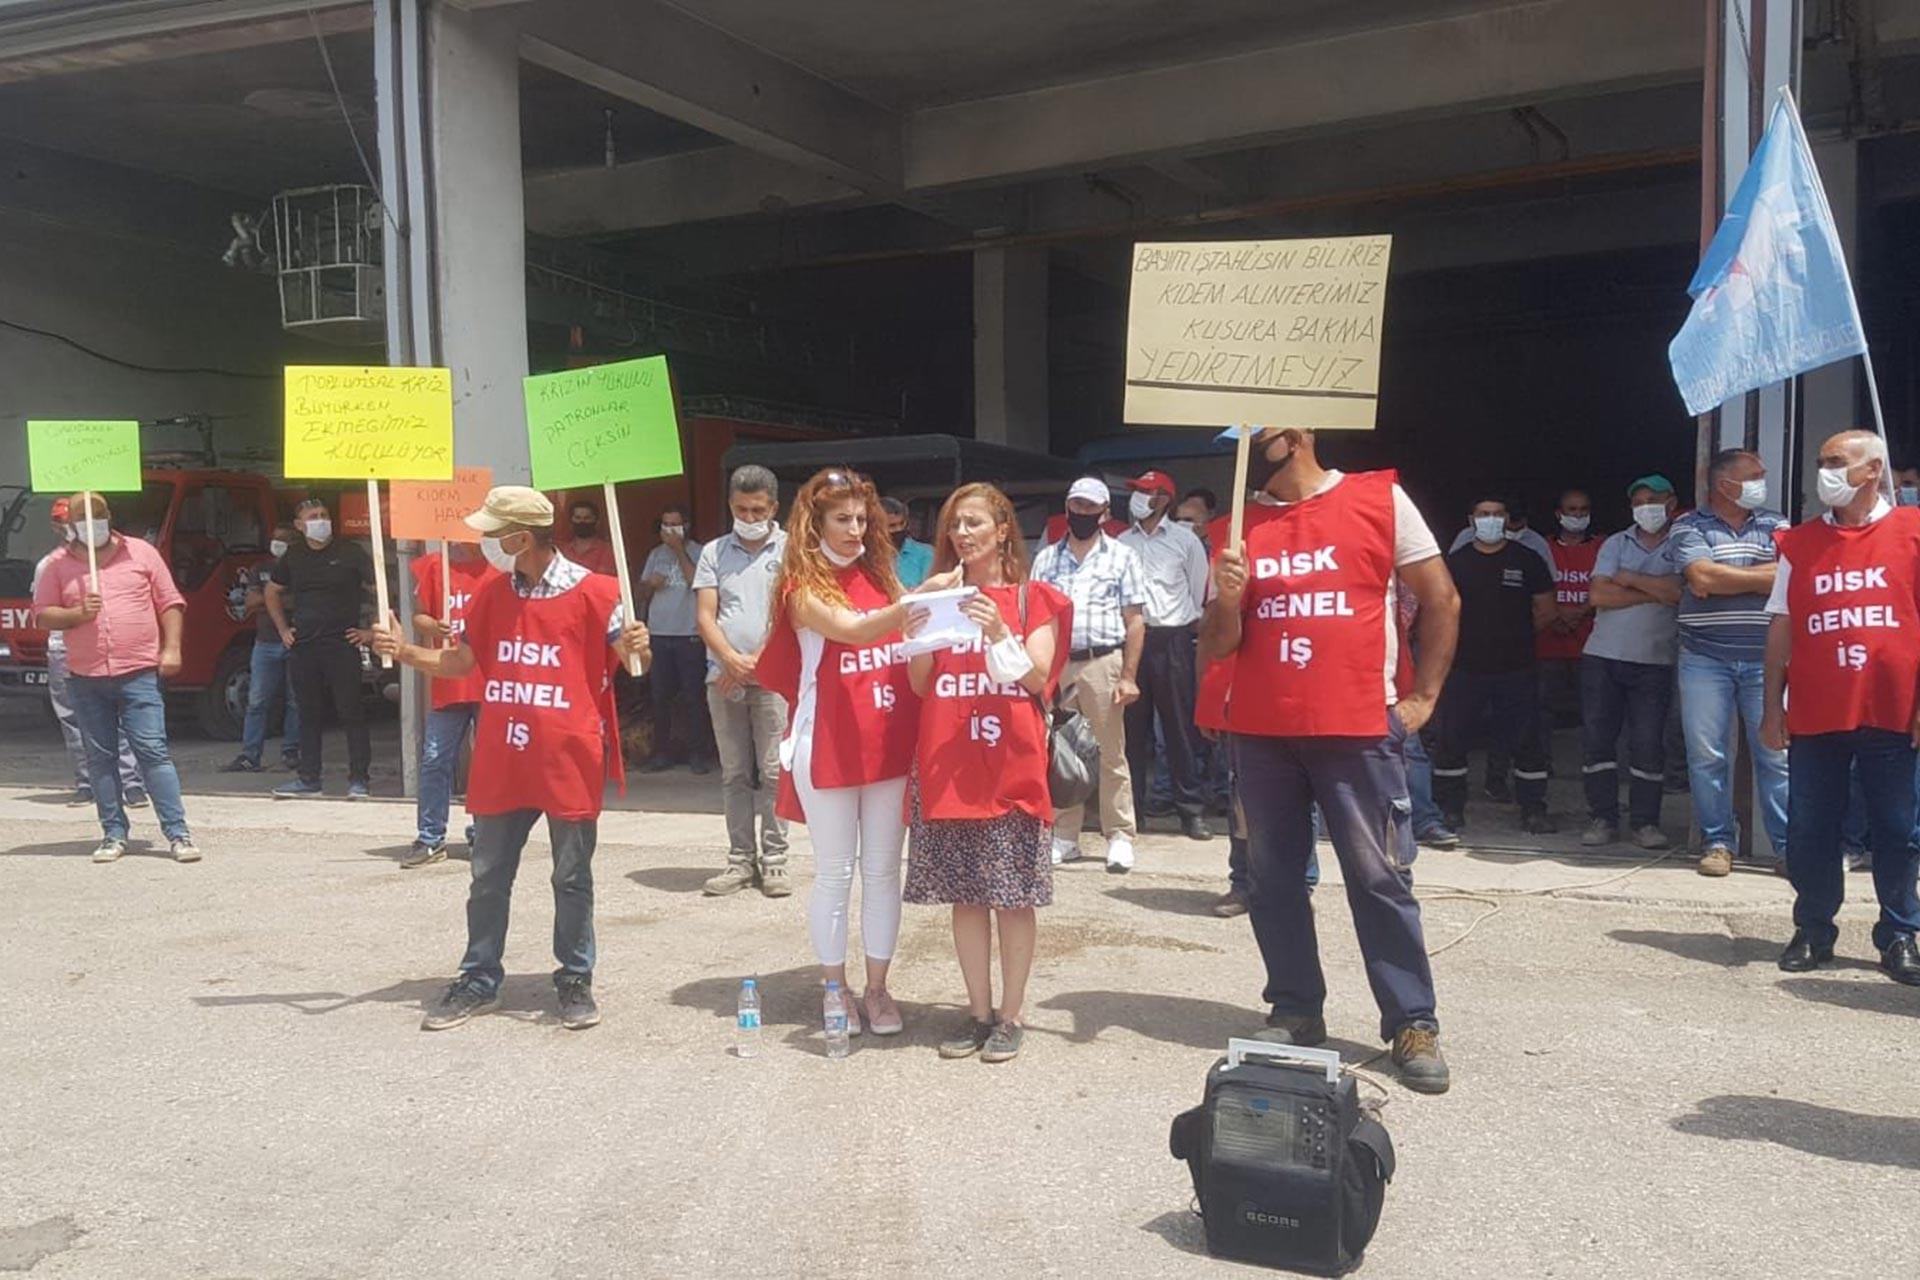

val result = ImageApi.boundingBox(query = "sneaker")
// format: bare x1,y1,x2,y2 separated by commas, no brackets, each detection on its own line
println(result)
420,974,500,1031
1441,810,1466,834
346,780,370,801
1632,825,1670,851
980,1021,1025,1063
1253,1012,1328,1047
864,989,904,1037
170,837,202,864
1520,810,1557,835
1417,825,1461,851
1212,888,1249,918
556,976,601,1030
219,756,261,774
1105,837,1135,875
1051,837,1078,866
402,840,447,869
703,864,757,897
1697,845,1734,878
1580,818,1617,847
939,1015,997,1060
759,864,793,898
274,779,324,799
639,756,674,774
1391,1023,1451,1094
91,837,127,864
124,789,150,809
68,787,94,808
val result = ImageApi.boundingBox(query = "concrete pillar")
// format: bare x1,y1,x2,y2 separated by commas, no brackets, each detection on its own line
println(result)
1799,138,1862,509
972,245,1050,453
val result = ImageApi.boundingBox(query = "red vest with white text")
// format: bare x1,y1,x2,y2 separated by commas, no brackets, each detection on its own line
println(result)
1228,470,1398,738
915,582,1070,821
1195,503,1286,732
1778,508,1920,736
463,573,625,820
1536,537,1601,660
411,552,502,709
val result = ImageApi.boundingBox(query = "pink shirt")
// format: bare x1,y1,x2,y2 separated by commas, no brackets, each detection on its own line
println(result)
32,536,186,678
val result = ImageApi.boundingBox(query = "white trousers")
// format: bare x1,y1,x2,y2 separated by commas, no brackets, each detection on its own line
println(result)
791,731,908,966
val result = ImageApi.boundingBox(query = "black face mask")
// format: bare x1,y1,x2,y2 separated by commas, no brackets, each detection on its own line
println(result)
1247,443,1293,494
1065,510,1104,540
571,522,596,541
888,528,908,549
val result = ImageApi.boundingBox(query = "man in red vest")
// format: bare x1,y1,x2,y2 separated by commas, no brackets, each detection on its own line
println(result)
372,486,652,1031
1762,430,1920,984
1203,428,1462,1093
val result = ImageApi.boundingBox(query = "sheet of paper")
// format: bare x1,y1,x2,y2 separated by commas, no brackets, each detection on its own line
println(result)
899,585,980,657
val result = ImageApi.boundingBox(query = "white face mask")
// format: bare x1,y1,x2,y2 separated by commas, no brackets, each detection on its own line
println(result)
1472,515,1507,545
73,518,111,548
734,517,772,543
1816,466,1863,509
1128,492,1156,522
480,534,520,574
269,539,289,558
1559,514,1590,534
1899,486,1920,508
661,524,685,538
820,542,861,569
1632,503,1670,534
58,522,74,543
303,518,332,545
1731,478,1769,511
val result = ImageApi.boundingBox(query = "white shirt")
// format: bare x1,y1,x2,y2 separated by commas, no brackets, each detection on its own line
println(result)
1765,497,1892,615
1117,515,1209,627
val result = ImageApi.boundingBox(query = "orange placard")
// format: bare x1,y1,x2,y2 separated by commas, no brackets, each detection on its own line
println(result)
388,467,494,543
337,487,390,539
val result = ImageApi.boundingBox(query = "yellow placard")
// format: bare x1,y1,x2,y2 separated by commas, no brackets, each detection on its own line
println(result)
1123,235,1392,430
283,365,455,480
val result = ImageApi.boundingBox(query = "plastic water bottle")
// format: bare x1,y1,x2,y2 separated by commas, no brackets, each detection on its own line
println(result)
823,981,850,1059
735,979,762,1059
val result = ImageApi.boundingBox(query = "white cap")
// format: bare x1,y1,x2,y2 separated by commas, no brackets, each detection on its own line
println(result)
1067,477,1111,507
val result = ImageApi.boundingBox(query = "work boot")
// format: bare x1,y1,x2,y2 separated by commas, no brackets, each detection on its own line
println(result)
1696,845,1734,878
758,863,793,898
1253,1011,1328,1047
420,974,500,1031
703,863,757,897
556,975,601,1030
1391,1023,1450,1094
1182,814,1213,841
1520,809,1557,835
1212,888,1249,918
1580,818,1616,847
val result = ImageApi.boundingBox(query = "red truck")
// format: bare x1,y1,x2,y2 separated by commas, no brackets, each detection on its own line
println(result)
0,470,291,739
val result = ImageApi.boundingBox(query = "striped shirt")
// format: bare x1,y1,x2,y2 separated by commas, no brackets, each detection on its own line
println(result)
1670,507,1784,662
1029,533,1146,652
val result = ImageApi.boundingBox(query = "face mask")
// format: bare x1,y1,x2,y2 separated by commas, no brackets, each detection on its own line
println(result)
269,539,289,558
303,518,332,545
1128,492,1156,522
1816,466,1862,509
1632,504,1669,534
58,523,74,543
1472,516,1507,545
820,542,861,569
1559,514,1590,534
1247,444,1292,493
661,524,685,539
1065,510,1104,540
74,518,111,549
480,534,520,574
1899,486,1920,508
1731,478,1768,511
734,517,772,542
572,522,597,541
1502,528,1522,541
888,528,908,548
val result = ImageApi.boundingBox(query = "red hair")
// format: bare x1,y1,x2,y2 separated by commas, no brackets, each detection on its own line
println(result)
775,467,903,615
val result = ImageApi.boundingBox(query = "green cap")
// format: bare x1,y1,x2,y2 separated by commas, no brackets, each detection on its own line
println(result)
1627,474,1675,498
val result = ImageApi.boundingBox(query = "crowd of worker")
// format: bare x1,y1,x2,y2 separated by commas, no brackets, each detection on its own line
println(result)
26,428,1920,1086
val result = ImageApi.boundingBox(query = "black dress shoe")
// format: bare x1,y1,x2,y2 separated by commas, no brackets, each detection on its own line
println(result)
1881,936,1920,986
1777,930,1835,973
1182,814,1213,841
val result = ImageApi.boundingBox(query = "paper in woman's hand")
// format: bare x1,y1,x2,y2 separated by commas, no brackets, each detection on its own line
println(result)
900,585,981,656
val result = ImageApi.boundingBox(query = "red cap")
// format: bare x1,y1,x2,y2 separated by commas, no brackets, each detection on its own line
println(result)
50,498,70,521
1129,469,1176,496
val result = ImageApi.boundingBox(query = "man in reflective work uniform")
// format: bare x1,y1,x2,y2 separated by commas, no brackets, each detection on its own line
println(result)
1203,428,1461,1094
373,487,651,1032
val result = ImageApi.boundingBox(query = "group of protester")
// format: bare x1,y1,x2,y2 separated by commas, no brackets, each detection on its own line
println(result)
28,426,1920,1086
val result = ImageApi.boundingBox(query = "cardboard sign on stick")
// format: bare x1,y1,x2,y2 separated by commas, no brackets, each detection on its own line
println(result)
27,420,142,495
1123,235,1392,431
389,467,494,544
283,366,454,481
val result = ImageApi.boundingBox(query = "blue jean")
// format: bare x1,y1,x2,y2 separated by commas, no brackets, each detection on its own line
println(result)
416,703,478,845
1581,656,1673,829
1784,728,1920,952
1677,650,1787,858
239,637,301,766
1402,728,1444,838
1235,718,1435,1041
67,669,191,842
459,809,599,994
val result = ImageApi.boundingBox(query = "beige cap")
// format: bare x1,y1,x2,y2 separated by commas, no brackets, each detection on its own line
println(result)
465,485,555,533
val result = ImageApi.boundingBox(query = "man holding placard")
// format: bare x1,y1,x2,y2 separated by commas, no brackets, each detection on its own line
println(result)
372,486,650,1031
35,498,145,806
33,492,200,864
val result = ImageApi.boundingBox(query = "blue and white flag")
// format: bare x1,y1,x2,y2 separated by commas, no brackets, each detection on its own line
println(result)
1669,92,1867,417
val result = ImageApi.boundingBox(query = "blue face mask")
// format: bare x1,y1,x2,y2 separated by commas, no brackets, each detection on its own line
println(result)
1472,515,1507,545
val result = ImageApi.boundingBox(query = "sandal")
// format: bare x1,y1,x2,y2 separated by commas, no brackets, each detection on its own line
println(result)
865,988,904,1037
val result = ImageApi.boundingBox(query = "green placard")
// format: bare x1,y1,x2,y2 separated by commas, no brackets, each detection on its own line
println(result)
26,420,143,493
523,355,683,489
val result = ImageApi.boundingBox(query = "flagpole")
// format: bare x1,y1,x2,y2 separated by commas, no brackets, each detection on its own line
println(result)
1780,85,1888,441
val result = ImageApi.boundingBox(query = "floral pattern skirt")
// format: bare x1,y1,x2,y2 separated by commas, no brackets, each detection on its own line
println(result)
903,782,1053,910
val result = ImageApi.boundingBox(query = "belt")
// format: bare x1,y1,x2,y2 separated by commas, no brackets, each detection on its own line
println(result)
1069,644,1121,661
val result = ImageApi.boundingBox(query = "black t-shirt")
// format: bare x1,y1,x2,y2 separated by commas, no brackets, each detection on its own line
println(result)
269,538,373,645
1446,541,1552,674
